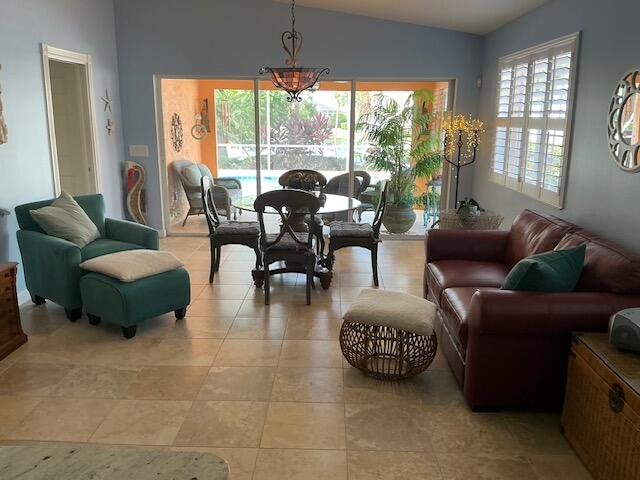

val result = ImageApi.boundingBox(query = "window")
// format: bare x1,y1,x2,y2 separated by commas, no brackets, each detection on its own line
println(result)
489,33,579,207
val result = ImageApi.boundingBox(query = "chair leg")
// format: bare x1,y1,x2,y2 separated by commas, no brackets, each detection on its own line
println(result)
121,325,137,339
306,261,313,305
253,246,262,268
182,211,190,227
264,264,270,305
65,308,82,322
175,307,187,320
317,230,325,257
209,240,216,283
215,247,222,271
30,293,45,305
327,245,335,270
371,243,379,287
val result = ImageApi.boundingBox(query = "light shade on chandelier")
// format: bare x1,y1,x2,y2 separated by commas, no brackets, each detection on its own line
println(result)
260,0,329,102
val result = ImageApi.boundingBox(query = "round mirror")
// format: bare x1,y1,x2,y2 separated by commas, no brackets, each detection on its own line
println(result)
621,92,640,145
608,70,640,172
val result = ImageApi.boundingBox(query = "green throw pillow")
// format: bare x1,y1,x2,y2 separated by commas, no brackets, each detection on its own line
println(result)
30,192,100,247
502,244,586,292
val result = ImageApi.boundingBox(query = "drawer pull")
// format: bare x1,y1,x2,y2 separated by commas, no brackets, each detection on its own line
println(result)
609,383,625,413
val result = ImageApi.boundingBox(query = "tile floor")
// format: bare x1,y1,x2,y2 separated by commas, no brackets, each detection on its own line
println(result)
0,238,592,479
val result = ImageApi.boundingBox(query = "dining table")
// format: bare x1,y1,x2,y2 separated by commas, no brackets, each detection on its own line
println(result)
233,191,361,289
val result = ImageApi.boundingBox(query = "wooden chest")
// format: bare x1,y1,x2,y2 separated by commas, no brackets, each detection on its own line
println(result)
562,333,640,480
0,262,27,360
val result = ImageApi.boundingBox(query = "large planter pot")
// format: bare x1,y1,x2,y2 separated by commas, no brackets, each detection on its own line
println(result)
382,204,416,233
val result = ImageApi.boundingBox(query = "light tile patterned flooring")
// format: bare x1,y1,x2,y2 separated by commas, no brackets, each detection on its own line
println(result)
0,238,591,479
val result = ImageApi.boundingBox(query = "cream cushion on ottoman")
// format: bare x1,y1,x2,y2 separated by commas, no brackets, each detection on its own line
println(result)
342,288,436,335
80,249,183,282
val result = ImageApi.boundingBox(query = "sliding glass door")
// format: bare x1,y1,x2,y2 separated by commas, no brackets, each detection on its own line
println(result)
162,77,452,236
259,80,351,192
354,81,451,233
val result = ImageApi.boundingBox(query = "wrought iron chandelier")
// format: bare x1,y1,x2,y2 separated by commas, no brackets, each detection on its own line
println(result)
260,0,329,102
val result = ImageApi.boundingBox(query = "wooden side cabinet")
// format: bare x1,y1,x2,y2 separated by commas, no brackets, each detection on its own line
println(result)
0,262,27,360
562,333,640,480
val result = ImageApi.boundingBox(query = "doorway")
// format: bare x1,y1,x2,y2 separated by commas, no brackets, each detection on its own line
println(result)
42,45,100,196
156,77,454,238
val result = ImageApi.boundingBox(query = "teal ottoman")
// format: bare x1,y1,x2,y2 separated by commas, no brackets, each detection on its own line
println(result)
79,268,190,338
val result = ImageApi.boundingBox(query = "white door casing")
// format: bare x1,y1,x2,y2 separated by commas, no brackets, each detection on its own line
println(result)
42,44,101,196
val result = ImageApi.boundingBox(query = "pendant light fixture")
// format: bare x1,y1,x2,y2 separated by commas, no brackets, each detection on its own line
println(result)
260,0,329,102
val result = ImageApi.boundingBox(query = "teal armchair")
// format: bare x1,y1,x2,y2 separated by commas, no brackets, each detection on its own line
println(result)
15,194,158,321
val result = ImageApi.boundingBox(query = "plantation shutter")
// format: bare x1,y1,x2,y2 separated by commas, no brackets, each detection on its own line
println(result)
489,33,579,208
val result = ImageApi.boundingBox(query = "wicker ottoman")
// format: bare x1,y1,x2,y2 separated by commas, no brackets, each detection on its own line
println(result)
340,289,437,380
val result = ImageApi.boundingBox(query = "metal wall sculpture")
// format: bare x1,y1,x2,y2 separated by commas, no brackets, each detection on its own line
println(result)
126,161,146,225
171,113,183,152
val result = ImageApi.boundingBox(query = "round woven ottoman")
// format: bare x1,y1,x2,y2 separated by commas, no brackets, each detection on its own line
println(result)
340,289,438,380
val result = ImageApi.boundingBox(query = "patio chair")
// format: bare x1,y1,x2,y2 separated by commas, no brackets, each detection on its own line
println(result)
327,181,388,286
214,177,243,219
201,176,260,283
173,160,241,226
322,172,361,223
354,171,373,222
278,169,327,256
254,189,320,305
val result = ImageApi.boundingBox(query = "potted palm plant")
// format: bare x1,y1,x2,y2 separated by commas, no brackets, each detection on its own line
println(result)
357,90,442,233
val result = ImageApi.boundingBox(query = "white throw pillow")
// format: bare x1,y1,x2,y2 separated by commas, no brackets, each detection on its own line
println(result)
343,288,436,336
30,192,100,247
80,249,184,282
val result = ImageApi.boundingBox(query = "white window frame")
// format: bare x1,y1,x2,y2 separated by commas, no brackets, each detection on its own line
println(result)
488,32,580,208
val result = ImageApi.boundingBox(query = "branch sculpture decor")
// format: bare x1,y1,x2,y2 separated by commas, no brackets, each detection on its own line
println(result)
442,114,484,207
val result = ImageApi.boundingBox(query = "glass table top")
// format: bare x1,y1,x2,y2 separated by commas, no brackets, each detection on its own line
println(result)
233,192,362,214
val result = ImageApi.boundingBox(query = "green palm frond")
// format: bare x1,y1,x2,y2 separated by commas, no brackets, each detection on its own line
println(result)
356,89,443,205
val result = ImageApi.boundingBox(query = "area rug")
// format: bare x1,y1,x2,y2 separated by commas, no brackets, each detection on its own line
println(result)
0,445,229,479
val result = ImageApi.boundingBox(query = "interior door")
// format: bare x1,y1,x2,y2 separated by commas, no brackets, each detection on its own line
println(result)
49,60,94,195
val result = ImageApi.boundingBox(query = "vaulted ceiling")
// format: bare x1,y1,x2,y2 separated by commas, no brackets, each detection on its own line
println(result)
273,0,549,35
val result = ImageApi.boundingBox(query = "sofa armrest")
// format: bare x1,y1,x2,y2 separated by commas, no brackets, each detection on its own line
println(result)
16,230,83,306
105,218,159,250
425,229,510,264
468,289,640,336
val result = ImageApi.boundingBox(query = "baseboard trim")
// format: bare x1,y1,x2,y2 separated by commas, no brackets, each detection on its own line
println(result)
17,289,31,306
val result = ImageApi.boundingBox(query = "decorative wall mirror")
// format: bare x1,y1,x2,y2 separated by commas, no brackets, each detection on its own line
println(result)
608,70,640,172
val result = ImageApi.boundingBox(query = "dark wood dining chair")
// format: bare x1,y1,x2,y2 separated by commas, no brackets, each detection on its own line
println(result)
327,181,388,286
254,189,321,305
278,169,327,256
201,176,261,283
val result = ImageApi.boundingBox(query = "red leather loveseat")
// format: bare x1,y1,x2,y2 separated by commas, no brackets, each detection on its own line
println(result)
424,210,640,410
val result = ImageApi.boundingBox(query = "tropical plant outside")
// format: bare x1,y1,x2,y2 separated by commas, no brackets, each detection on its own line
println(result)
356,89,443,207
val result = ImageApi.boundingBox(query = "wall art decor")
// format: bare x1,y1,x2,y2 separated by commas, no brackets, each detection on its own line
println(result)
191,113,208,140
608,69,640,172
106,118,114,136
101,89,113,112
125,161,146,225
171,113,183,152
201,98,210,132
0,64,8,145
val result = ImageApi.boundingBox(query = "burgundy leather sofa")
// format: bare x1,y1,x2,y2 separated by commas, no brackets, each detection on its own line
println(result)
423,210,640,411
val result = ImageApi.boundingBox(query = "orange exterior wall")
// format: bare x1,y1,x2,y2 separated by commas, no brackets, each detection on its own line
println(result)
161,78,221,222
